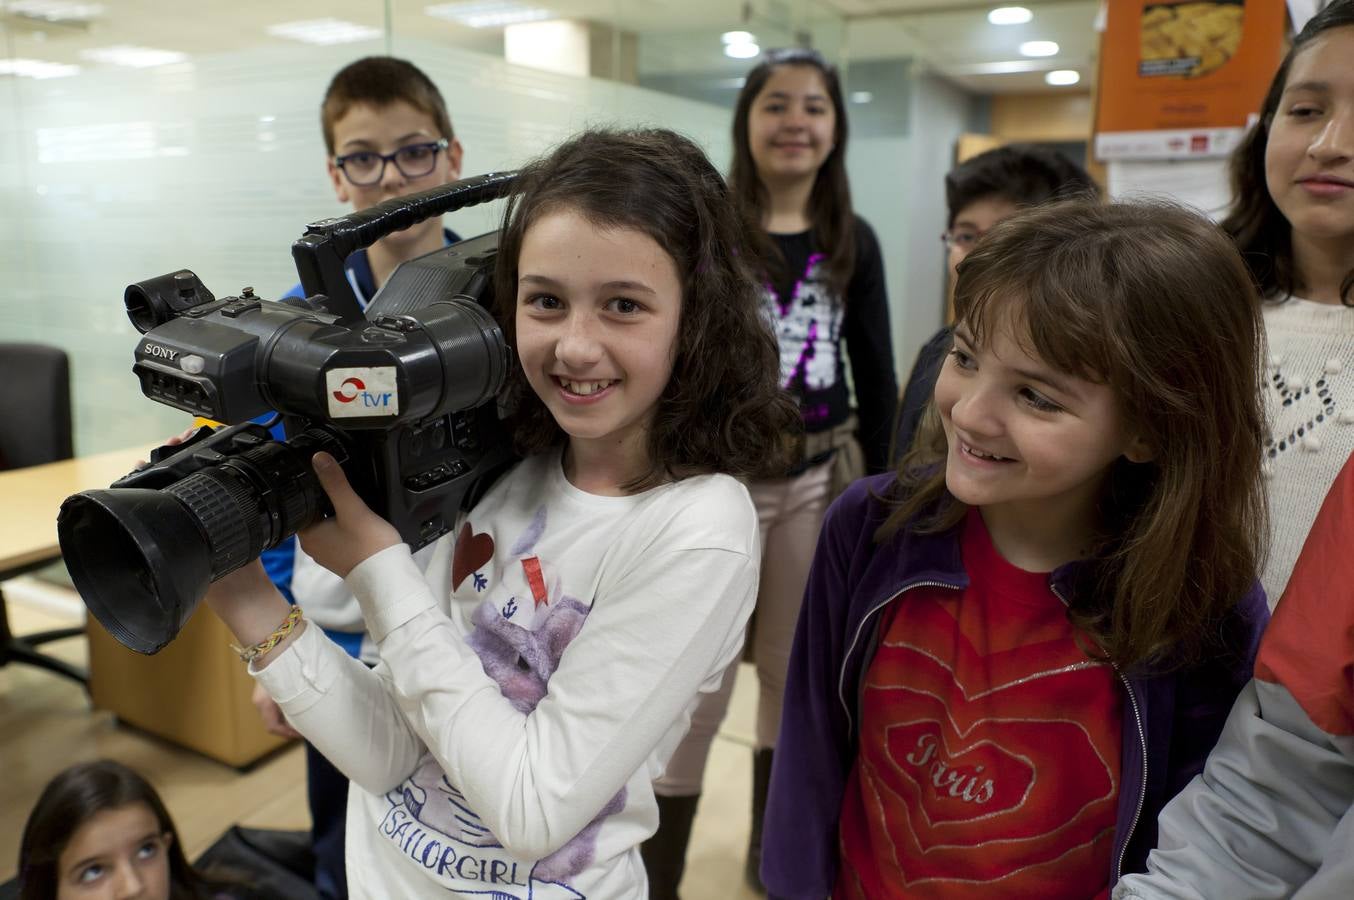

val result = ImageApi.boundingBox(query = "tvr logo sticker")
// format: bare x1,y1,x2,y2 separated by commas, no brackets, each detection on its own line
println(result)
326,367,400,417
332,376,371,403
332,376,393,409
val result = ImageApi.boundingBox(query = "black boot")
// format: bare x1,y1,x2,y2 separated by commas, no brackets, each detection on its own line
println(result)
642,793,700,900
746,748,774,893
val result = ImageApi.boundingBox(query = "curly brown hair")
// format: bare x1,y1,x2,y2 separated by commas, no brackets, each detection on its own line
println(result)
492,128,801,491
883,199,1267,672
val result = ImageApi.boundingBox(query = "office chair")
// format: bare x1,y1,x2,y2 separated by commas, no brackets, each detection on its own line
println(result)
0,342,87,686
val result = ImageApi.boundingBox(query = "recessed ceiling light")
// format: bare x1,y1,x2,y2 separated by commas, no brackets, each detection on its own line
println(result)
266,18,382,45
1019,40,1059,57
721,31,754,44
424,2,553,28
0,57,80,78
725,41,760,60
80,46,188,68
6,1,103,22
851,91,873,104
1045,69,1080,86
988,6,1032,26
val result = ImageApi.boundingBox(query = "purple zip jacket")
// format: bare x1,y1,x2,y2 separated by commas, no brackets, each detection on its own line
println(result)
761,474,1269,898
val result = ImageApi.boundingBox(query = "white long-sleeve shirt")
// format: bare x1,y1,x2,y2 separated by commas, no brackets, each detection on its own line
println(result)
290,540,436,664
253,452,758,898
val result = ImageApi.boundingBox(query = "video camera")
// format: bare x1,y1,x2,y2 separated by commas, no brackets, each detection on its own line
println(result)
57,173,518,654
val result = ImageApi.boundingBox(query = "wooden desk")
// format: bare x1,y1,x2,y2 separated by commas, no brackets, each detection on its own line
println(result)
0,443,292,768
0,444,156,579
0,445,156,684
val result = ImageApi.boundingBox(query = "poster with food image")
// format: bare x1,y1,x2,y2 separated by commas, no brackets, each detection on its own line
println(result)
1096,0,1284,160
1139,1,1245,77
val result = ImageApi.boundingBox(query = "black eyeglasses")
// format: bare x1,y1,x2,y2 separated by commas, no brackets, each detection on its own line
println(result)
941,229,984,253
334,139,449,186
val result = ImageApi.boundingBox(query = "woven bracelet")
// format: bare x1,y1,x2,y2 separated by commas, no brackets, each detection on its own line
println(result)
231,606,303,663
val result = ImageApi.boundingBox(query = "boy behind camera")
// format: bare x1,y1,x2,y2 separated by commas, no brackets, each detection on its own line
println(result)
292,55,465,305
260,55,464,900
891,144,1098,461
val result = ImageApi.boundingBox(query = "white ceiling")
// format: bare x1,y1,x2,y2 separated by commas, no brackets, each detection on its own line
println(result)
630,0,1100,94
845,0,1100,93
0,0,1101,95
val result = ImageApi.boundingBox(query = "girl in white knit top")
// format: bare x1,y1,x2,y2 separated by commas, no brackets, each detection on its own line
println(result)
1221,6,1354,605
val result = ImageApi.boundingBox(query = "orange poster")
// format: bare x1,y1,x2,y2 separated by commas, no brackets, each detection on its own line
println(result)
1095,0,1287,160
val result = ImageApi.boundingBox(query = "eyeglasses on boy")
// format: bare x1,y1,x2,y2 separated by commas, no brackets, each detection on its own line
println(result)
334,139,450,186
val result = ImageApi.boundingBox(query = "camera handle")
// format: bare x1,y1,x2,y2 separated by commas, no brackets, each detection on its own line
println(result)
290,171,518,324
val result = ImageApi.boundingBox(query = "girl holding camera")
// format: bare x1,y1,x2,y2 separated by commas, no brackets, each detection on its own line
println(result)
200,128,798,899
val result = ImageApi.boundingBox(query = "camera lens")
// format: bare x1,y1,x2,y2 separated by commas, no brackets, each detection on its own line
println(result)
58,429,344,654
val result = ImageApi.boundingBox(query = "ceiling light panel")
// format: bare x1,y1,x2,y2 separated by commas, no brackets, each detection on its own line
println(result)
6,0,103,22
1019,40,1059,57
0,57,80,78
946,59,1054,76
987,7,1033,26
424,2,554,29
80,45,188,68
1045,69,1080,85
266,18,382,45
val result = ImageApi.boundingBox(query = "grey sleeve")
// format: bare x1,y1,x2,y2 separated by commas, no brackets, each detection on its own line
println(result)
1114,680,1354,900
1292,802,1354,899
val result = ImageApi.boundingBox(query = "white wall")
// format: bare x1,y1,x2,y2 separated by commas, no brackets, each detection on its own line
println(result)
848,67,977,383
901,72,978,371
847,135,912,378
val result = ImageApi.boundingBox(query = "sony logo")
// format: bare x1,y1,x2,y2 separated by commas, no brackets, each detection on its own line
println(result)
141,342,179,361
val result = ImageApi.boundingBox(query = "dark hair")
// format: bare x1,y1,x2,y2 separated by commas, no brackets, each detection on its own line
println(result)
19,760,212,900
321,56,454,155
885,199,1266,672
730,47,857,294
1221,0,1354,305
493,128,801,491
945,143,1100,228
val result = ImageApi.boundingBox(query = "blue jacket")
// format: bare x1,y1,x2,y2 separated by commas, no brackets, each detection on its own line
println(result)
761,473,1270,898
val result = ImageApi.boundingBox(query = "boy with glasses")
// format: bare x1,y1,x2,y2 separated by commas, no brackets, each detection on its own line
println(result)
257,54,463,900
304,55,464,303
891,144,1097,462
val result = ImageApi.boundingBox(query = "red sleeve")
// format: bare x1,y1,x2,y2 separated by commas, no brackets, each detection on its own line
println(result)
1255,452,1354,737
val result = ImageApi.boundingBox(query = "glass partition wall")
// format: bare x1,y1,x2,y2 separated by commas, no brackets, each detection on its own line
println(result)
1,0,980,455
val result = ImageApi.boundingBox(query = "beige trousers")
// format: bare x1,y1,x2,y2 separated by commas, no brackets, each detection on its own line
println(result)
654,458,835,796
